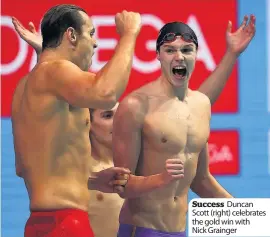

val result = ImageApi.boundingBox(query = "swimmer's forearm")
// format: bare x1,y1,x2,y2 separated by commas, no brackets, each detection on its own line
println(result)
192,175,233,198
198,51,237,105
95,34,137,102
119,174,167,198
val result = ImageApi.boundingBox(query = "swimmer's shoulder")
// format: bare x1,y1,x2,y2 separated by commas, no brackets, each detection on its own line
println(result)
119,89,149,118
189,89,211,107
126,80,158,102
14,76,28,95
31,59,80,80
190,89,211,118
33,59,75,78
133,80,158,96
24,59,78,93
40,59,81,74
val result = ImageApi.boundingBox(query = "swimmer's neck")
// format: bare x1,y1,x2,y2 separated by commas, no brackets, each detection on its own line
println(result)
158,75,189,101
38,47,75,65
90,136,113,164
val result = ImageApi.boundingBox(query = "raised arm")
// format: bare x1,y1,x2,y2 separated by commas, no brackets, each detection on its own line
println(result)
94,11,141,104
198,15,255,105
13,11,142,109
45,60,115,109
190,143,233,198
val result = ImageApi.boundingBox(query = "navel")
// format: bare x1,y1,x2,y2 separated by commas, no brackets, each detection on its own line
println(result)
86,118,90,126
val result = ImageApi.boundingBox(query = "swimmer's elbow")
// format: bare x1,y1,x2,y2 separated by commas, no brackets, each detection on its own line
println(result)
190,173,212,196
16,167,23,178
96,90,117,109
15,158,23,177
100,96,117,110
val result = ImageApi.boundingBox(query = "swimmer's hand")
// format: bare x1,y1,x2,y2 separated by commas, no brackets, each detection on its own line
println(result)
88,167,130,193
12,17,42,54
115,10,141,37
226,14,256,56
111,173,130,194
161,158,184,183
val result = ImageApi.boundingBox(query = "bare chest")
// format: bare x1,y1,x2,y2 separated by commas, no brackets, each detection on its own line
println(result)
143,100,210,154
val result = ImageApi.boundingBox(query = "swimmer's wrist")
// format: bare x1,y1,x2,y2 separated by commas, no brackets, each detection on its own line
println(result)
120,33,138,41
225,49,239,59
88,173,98,190
159,172,173,186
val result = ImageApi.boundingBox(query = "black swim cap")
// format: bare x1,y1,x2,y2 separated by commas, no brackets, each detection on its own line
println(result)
156,22,198,51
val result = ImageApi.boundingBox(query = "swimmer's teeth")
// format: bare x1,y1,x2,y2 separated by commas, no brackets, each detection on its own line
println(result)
174,66,185,70
172,67,186,76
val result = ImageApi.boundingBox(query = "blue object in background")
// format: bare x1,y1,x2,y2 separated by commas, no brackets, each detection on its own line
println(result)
1,0,270,236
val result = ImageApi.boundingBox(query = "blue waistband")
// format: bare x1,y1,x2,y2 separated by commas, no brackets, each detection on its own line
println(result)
118,223,186,237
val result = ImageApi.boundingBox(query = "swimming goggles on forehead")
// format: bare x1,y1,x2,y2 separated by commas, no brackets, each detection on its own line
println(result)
158,32,198,48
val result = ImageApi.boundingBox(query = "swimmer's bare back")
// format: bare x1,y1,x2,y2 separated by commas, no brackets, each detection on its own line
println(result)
11,60,119,212
113,80,211,232
12,62,91,211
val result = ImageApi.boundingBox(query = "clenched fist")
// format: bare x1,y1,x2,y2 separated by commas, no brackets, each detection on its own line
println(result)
115,10,141,37
161,158,184,183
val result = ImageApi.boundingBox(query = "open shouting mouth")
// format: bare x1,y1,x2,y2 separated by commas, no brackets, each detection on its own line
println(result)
172,66,187,79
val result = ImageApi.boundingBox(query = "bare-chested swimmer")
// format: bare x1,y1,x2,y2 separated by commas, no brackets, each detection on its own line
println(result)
12,13,255,237
113,16,255,237
87,103,125,237
11,4,141,237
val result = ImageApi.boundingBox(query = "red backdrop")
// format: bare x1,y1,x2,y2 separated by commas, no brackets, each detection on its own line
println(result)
1,0,239,175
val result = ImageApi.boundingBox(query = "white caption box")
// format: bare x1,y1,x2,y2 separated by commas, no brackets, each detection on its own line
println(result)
188,198,270,237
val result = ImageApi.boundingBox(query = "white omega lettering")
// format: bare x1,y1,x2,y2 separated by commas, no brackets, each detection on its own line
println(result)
3,14,217,75
91,14,216,74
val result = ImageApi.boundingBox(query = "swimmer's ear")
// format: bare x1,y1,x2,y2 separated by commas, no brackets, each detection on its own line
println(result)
156,50,160,61
66,27,77,46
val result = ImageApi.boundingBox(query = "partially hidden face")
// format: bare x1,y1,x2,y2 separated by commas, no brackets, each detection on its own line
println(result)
90,103,119,147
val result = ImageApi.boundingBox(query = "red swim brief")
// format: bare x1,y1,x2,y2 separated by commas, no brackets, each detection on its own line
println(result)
24,209,94,237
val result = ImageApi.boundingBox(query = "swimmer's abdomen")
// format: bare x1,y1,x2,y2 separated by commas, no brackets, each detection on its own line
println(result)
120,195,188,232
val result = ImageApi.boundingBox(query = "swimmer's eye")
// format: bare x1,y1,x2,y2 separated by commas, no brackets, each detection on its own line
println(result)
101,111,113,119
182,48,193,53
90,29,95,37
166,49,176,54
